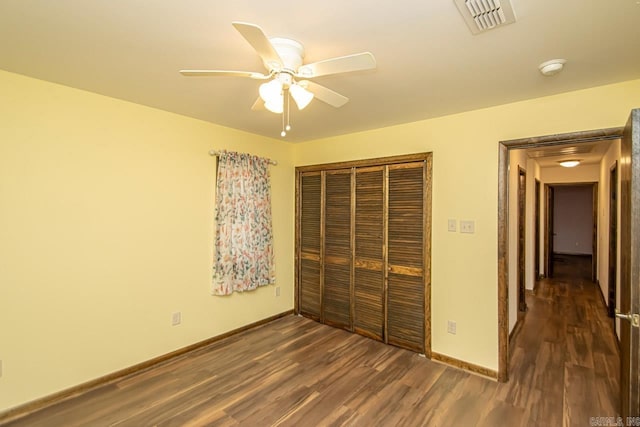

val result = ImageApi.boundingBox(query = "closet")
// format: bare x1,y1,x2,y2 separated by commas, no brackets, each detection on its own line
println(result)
295,153,432,354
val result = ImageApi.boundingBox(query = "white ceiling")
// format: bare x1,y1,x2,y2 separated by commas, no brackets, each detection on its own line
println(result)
525,139,614,168
1,1,639,143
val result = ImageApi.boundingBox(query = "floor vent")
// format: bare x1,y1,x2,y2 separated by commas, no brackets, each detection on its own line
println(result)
453,0,516,34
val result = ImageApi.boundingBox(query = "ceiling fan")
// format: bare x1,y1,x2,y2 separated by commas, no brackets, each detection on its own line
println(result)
180,22,377,136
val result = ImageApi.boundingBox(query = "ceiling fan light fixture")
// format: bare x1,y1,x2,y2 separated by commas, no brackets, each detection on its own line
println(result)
290,84,314,110
264,96,284,114
559,159,580,168
259,79,283,103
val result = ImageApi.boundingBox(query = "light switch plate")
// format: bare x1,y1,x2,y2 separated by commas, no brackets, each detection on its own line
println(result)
448,219,457,232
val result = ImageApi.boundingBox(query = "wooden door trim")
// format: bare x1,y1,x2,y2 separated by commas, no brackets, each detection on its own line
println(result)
350,168,356,332
544,184,554,278
296,153,432,172
517,167,527,313
319,171,326,323
294,169,300,314
608,161,618,321
620,109,640,417
592,183,599,282
534,179,541,282
383,165,389,345
423,154,433,357
497,126,623,382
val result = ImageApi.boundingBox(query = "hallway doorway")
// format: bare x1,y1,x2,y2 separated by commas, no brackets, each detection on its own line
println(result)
499,110,640,418
497,127,623,382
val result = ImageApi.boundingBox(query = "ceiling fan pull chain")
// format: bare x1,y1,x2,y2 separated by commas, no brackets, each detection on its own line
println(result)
281,91,287,137
280,88,292,137
286,90,292,133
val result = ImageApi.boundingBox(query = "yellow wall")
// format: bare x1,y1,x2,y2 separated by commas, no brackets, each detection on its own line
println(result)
2,67,639,412
526,158,541,292
0,70,295,411
295,79,640,371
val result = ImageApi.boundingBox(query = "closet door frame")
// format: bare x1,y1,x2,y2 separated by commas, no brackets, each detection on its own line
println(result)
295,152,432,355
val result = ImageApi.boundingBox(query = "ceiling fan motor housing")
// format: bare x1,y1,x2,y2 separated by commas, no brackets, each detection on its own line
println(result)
276,71,293,88
268,38,304,72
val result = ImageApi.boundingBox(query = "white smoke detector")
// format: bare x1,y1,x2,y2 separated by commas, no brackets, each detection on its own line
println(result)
539,59,567,76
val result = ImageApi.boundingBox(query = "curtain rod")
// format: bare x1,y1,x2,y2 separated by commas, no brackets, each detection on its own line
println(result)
208,150,277,166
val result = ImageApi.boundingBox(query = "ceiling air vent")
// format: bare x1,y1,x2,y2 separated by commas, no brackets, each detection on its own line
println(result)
453,0,516,35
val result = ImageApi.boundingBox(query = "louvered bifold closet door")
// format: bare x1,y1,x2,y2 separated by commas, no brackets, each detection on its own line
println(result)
354,166,385,340
387,162,425,353
323,170,352,329
299,172,322,320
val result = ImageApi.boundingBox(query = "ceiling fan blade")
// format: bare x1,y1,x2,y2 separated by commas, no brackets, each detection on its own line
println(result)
251,97,265,111
232,22,283,70
180,70,270,79
300,81,349,108
297,52,376,78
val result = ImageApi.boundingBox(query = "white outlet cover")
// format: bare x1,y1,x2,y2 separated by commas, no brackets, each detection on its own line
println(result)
447,320,457,335
172,312,181,326
460,220,475,234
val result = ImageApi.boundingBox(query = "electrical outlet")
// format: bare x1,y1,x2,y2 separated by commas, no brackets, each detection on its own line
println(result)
447,320,457,335
448,219,457,232
171,312,181,326
275,286,281,297
460,220,475,234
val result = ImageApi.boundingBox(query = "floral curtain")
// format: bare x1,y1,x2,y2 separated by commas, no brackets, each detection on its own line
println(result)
212,150,276,295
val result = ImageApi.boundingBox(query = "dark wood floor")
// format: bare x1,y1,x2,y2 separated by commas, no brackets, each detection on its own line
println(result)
511,254,620,426
3,255,620,426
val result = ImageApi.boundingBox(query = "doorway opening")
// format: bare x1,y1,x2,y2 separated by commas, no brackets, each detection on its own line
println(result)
497,127,623,382
544,183,598,281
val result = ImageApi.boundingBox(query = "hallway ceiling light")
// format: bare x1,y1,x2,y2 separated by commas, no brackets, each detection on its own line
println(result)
559,159,580,167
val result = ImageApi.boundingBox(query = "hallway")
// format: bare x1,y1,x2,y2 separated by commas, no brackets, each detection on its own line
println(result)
509,254,620,425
